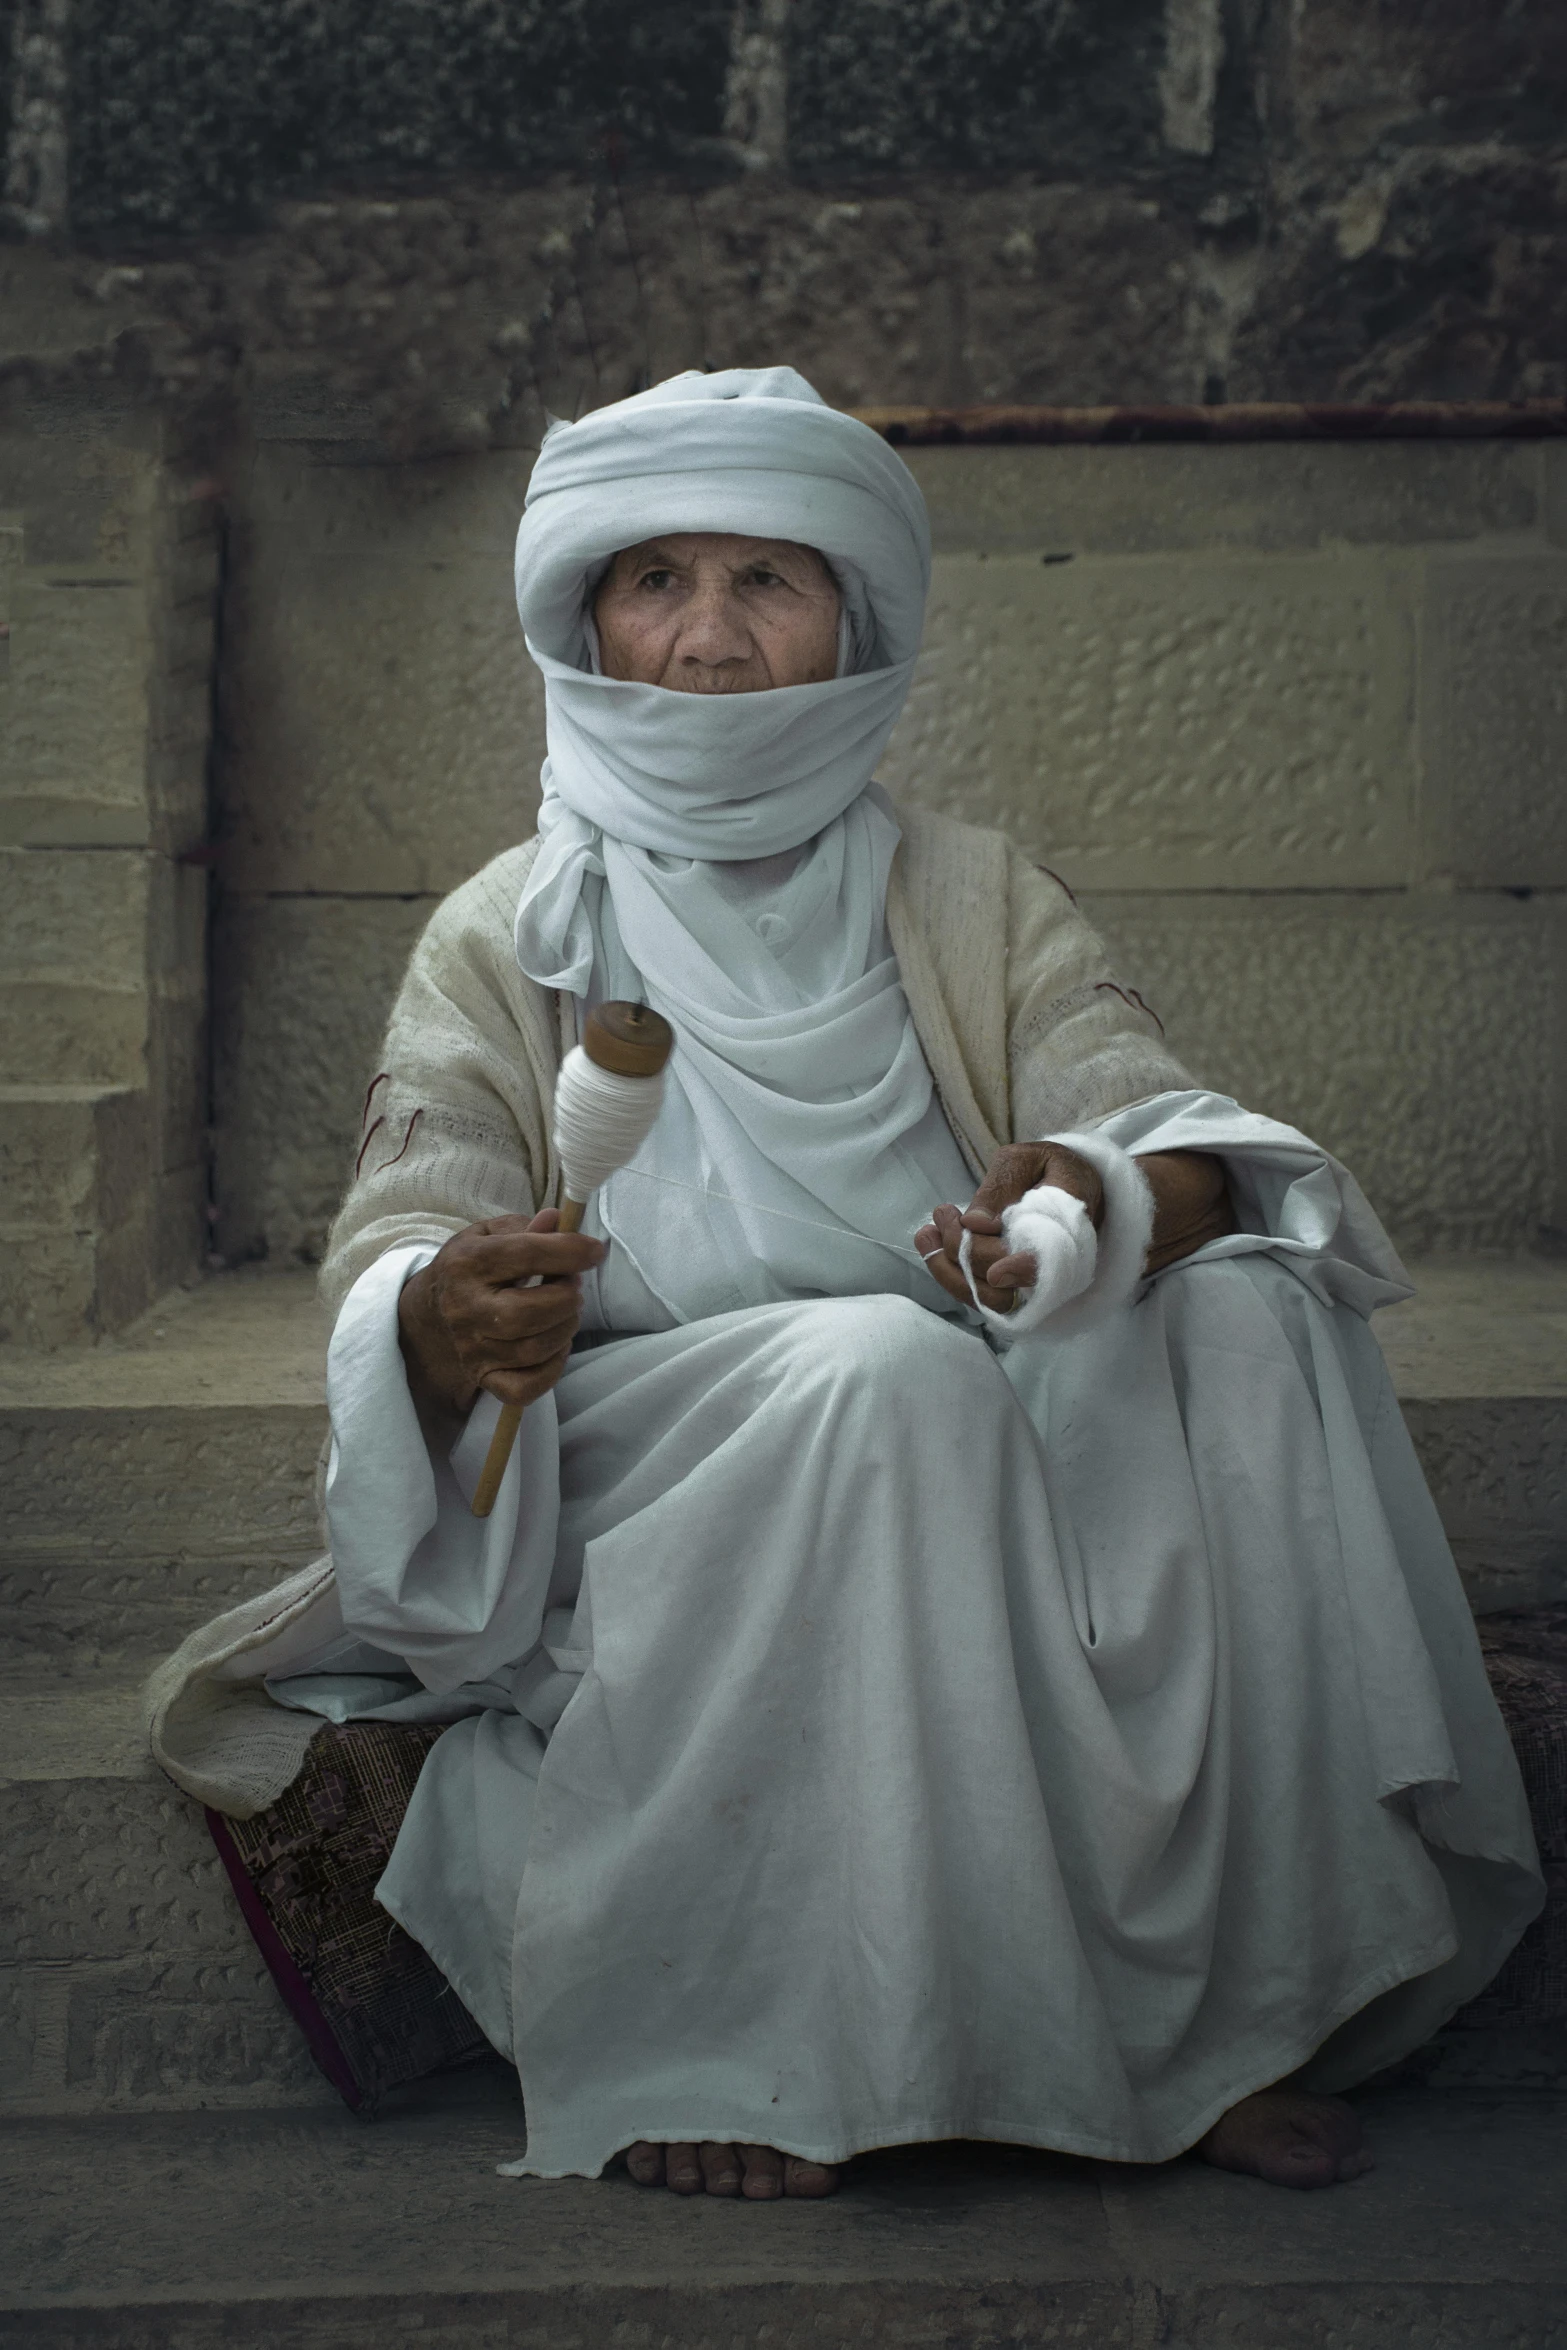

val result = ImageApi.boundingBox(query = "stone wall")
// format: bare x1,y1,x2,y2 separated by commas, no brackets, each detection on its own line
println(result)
3,2,1566,1321
211,433,1567,1268
2,3,1565,448
0,410,218,1342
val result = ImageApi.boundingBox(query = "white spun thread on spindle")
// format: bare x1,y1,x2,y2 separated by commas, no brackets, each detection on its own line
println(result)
554,1043,667,1201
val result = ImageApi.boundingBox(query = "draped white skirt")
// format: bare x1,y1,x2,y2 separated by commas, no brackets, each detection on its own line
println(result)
321,1251,1542,2179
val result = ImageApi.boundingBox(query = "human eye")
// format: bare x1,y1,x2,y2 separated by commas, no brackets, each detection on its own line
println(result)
637,566,676,591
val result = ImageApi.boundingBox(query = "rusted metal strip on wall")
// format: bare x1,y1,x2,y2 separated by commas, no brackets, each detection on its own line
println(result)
852,401,1567,446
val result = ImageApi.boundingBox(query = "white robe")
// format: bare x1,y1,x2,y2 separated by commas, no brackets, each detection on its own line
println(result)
272,1088,1543,2180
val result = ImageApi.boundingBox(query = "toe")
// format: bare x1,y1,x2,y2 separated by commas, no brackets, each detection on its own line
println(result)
1260,2136,1340,2190
699,2142,742,2196
738,2144,785,2200
783,2156,841,2198
665,2142,704,2195
625,2142,665,2187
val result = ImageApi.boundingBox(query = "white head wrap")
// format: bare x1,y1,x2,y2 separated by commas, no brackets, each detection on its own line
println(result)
510,366,972,1325
512,366,931,990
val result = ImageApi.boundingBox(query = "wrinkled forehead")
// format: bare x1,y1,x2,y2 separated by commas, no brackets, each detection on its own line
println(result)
597,532,840,582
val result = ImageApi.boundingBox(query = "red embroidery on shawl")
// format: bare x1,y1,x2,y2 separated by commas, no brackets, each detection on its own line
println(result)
375,1107,424,1173
1095,980,1166,1037
355,1116,386,1176
1036,862,1079,906
360,1071,390,1128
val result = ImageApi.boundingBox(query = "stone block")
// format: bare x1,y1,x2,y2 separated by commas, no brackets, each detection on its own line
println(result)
0,985,148,1091
0,1402,327,1567
60,1956,324,2106
0,1233,105,1352
1233,151,1567,404
212,893,441,1263
0,849,150,1087
147,1161,208,1302
1288,0,1567,160
544,183,961,420
883,554,1417,889
219,490,542,891
0,1551,315,1676
906,443,1543,560
0,1080,172,1346
787,0,1167,178
0,1223,161,1353
0,573,152,849
0,428,159,570
239,443,534,561
1421,557,1567,888
0,847,148,991
1082,891,1554,1253
0,1774,244,1964
942,186,1201,408
1405,1398,1567,1614
1547,447,1567,551
0,1964,39,2096
0,1087,147,1238
66,0,732,239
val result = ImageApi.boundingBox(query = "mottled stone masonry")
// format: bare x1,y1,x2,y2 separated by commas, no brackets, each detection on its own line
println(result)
4,1,1567,444
64,0,733,240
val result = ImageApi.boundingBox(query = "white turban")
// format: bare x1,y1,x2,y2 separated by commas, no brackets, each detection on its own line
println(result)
513,367,931,992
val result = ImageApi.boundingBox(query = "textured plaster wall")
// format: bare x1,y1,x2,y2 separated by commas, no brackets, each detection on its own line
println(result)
209,436,1567,1267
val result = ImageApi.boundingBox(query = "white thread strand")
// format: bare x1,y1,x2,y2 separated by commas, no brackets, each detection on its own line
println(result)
553,1046,667,1202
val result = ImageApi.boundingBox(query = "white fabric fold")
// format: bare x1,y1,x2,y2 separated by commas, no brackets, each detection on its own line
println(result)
320,1243,564,1696
1079,1089,1414,1317
582,789,977,1323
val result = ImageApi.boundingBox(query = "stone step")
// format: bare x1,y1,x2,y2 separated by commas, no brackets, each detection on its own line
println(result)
0,1676,333,2114
1377,1256,1567,1613
0,1268,329,1672
2,2076,1563,2348
0,1258,1561,2115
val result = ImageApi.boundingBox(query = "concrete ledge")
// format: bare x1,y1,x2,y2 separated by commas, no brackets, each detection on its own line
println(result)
0,2084,1563,2347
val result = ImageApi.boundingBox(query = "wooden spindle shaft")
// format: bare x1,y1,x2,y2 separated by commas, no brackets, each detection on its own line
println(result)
469,1004,672,1521
470,1194,586,1520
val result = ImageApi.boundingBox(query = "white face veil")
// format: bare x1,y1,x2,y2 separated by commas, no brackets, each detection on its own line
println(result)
510,366,972,1325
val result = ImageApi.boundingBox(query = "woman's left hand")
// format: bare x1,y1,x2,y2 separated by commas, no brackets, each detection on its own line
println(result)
918,1145,1235,1315
916,1143,1103,1315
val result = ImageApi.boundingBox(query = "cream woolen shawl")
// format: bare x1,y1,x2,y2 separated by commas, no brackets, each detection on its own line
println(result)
145,803,1188,1817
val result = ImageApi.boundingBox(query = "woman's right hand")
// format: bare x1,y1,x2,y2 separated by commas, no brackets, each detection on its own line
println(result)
396,1209,606,1421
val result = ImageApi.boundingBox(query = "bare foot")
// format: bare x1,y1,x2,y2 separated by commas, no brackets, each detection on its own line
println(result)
1197,2089,1373,2189
624,2140,841,2199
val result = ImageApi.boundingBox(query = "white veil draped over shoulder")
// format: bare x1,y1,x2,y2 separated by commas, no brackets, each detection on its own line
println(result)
510,367,974,1321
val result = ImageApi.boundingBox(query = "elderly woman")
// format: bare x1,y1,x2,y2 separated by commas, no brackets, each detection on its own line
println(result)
156,367,1540,2200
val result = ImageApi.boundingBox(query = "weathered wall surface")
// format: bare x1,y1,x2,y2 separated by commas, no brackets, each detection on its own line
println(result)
2,2,1565,453
0,414,217,1343
210,435,1567,1266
